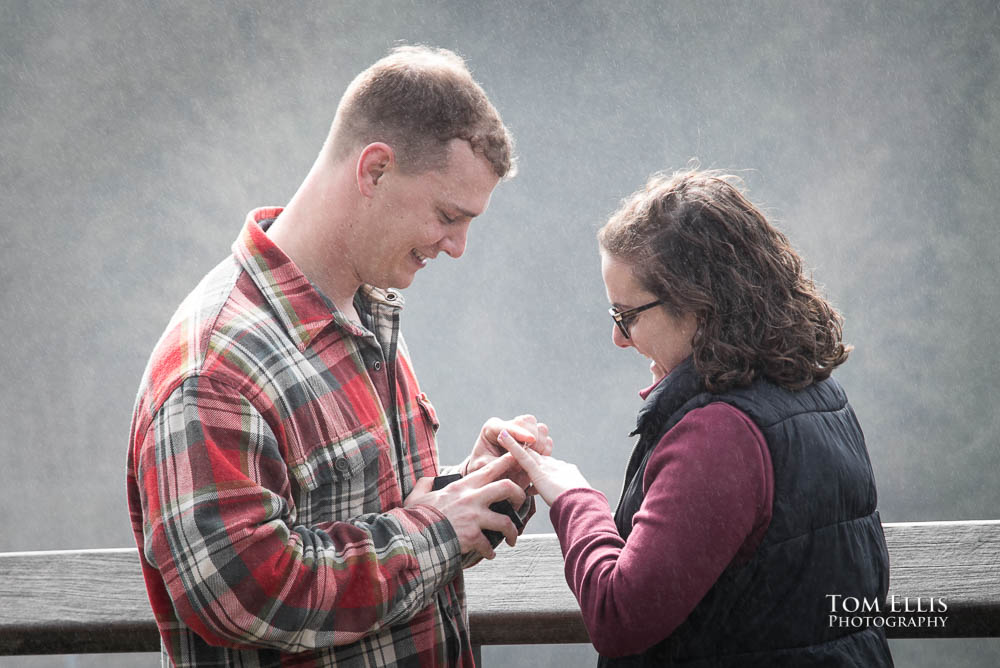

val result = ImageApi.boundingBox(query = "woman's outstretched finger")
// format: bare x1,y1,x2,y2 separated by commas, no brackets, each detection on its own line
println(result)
497,429,541,473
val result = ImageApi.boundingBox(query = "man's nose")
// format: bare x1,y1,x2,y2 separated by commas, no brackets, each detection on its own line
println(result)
441,224,469,259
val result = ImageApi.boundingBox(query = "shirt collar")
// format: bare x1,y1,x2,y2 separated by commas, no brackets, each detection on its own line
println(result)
638,374,667,401
232,207,404,351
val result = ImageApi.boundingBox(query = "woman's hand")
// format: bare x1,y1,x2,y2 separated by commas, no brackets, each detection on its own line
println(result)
464,415,554,489
496,429,591,506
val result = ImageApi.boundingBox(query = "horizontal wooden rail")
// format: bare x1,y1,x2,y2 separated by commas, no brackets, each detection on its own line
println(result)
1,521,998,655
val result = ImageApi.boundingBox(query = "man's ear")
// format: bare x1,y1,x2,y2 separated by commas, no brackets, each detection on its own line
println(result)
357,143,394,198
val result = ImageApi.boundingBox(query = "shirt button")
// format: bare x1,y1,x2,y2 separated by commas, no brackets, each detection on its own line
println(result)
373,361,382,371
385,292,397,301
334,457,350,473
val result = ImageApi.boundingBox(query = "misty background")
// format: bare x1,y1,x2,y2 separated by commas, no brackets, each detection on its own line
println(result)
2,1,998,666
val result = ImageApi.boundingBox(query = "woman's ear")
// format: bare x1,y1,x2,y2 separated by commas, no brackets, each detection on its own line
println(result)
356,142,395,197
684,312,700,344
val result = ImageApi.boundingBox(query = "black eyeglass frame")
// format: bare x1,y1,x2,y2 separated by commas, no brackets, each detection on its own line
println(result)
608,299,664,339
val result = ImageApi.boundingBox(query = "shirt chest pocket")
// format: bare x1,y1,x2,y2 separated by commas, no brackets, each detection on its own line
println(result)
288,432,383,526
410,392,440,477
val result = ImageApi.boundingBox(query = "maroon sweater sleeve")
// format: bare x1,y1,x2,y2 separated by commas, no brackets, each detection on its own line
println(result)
550,402,774,658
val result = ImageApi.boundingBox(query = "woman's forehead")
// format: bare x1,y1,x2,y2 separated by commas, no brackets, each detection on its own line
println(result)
601,253,654,302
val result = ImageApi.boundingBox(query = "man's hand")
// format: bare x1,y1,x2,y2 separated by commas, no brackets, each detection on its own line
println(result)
405,454,528,560
464,415,554,489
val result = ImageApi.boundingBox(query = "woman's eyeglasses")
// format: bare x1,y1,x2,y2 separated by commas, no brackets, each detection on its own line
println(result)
608,299,663,339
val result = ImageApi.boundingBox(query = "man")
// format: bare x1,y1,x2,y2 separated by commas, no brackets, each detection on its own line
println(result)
127,45,550,667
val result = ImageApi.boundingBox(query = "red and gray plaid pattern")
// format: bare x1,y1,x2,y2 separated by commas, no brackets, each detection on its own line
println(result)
127,209,473,667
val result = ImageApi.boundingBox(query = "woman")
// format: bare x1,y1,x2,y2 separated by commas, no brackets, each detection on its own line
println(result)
498,170,893,667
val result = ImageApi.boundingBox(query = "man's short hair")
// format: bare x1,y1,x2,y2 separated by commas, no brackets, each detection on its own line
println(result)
328,45,516,178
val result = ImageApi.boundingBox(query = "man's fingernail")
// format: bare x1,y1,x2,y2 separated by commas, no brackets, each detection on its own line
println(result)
499,429,510,440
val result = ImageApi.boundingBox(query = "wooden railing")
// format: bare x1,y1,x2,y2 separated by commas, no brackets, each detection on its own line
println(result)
1,521,998,656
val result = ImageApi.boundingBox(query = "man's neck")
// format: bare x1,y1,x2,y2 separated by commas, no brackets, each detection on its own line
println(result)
266,159,363,319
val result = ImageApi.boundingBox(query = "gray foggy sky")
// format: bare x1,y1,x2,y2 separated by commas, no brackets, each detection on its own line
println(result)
1,1,998,666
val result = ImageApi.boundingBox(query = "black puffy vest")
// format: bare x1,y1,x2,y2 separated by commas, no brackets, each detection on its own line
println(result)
600,358,893,667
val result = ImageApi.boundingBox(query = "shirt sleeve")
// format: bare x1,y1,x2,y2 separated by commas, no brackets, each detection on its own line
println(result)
549,402,773,658
436,462,464,476
136,374,462,652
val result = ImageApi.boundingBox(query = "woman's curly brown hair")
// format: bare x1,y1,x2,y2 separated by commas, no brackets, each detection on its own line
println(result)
598,169,851,392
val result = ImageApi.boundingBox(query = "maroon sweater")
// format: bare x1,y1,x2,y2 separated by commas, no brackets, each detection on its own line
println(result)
550,401,774,658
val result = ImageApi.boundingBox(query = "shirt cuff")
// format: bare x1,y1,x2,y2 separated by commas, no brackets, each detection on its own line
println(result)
514,496,535,527
549,487,613,536
388,505,463,604
436,462,466,477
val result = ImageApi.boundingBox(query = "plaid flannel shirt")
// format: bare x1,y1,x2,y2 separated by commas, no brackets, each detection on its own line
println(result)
127,208,474,667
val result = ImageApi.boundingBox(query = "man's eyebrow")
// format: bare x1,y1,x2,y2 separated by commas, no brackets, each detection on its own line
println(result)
438,202,479,219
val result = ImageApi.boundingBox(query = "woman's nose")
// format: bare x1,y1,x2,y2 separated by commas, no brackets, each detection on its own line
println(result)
612,324,632,349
